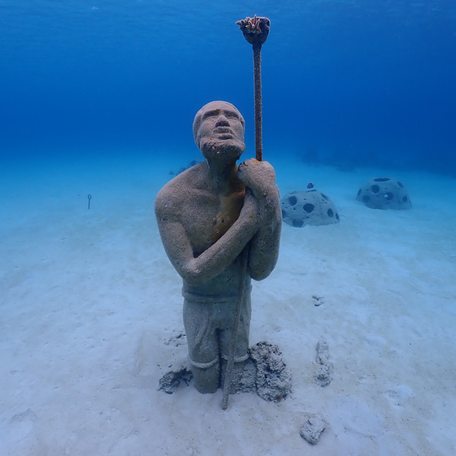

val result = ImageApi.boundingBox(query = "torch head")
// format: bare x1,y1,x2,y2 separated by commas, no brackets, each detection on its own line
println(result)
236,16,270,46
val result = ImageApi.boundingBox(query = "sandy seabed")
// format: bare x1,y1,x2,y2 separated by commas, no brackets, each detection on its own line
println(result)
1,151,455,455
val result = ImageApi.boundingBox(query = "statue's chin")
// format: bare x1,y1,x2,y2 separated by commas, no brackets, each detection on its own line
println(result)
200,138,245,161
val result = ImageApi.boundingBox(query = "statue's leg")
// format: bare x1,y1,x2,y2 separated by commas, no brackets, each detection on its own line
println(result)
188,357,220,394
183,299,220,393
220,294,252,389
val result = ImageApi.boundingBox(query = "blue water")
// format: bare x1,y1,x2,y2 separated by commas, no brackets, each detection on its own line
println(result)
1,1,455,174
2,4,456,453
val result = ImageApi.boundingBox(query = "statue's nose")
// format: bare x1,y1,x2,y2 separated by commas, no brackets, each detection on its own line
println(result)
215,116,230,127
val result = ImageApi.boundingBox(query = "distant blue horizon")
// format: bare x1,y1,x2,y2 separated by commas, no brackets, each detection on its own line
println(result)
1,1,455,174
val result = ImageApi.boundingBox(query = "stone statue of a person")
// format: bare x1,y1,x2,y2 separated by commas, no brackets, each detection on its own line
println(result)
155,100,281,394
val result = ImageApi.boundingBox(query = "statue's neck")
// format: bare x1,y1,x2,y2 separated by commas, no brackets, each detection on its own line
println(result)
205,159,239,195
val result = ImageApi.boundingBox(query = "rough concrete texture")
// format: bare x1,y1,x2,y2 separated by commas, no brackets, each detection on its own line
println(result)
281,187,340,227
221,357,257,394
155,101,281,394
356,177,412,210
314,338,333,387
250,342,292,402
299,413,328,445
159,341,292,402
158,366,193,394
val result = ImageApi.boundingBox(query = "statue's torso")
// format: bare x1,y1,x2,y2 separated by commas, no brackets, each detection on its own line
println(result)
172,164,250,299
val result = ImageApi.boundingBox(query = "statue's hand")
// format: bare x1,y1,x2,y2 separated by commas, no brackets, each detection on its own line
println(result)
237,158,277,198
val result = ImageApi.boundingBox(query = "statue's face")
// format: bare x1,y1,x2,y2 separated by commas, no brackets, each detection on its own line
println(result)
193,101,245,161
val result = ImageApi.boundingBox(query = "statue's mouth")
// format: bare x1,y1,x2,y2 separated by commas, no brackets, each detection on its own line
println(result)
214,127,233,135
218,134,234,140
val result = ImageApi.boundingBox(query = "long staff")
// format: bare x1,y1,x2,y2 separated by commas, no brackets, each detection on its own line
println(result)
222,16,271,410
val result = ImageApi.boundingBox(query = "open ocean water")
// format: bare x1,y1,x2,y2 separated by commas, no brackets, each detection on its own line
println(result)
1,0,455,174
1,3,456,455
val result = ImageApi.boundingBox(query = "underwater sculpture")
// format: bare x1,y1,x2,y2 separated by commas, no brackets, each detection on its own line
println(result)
281,184,340,227
155,100,281,395
356,177,412,210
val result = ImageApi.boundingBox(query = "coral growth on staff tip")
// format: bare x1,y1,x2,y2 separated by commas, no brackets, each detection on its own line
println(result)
236,16,271,45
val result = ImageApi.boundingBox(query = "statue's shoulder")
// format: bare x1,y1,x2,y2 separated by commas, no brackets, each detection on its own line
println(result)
155,163,206,218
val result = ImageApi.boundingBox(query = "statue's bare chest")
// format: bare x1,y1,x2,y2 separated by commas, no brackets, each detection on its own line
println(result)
183,190,244,255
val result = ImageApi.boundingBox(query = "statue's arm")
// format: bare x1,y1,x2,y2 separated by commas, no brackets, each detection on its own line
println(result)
155,189,259,285
247,183,281,280
237,159,282,281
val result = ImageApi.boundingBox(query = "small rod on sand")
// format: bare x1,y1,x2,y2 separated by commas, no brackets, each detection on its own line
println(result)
222,16,271,411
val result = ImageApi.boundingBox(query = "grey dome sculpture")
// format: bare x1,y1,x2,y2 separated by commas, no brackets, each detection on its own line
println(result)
281,183,340,227
356,177,412,210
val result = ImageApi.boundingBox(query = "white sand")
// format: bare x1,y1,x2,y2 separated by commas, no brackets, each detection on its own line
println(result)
1,152,455,455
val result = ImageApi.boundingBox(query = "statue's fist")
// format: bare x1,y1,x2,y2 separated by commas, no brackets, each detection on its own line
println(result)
237,159,276,196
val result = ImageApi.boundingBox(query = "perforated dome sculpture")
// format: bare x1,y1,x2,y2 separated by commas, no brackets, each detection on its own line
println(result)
281,184,340,228
356,177,412,210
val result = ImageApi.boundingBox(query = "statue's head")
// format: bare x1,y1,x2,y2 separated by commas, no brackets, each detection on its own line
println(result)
193,101,245,162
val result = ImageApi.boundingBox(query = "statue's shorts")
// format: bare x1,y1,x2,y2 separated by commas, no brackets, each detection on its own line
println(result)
183,291,252,370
